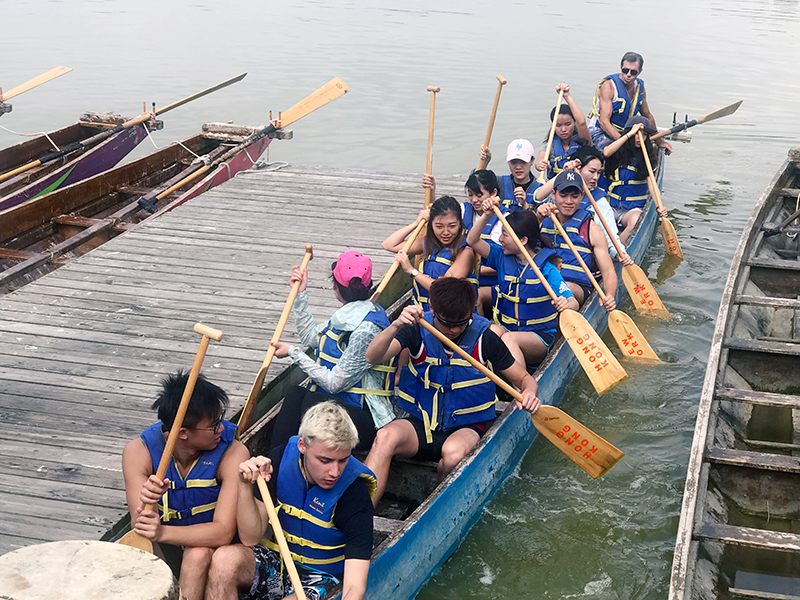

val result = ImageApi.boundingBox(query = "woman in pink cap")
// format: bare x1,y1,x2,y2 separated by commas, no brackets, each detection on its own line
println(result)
269,251,396,451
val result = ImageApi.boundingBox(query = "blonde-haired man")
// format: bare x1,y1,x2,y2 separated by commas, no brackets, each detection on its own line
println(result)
206,402,375,600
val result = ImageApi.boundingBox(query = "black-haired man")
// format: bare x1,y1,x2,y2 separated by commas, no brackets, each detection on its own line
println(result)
122,371,249,600
364,277,540,505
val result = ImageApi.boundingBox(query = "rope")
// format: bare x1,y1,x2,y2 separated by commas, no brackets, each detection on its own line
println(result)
143,122,160,149
250,144,288,171
0,124,60,151
143,123,207,165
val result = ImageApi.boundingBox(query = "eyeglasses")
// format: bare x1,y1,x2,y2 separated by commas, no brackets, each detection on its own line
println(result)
433,312,472,329
194,413,225,433
621,68,639,76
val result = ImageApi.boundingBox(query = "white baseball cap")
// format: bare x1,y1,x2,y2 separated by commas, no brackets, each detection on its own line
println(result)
506,139,534,162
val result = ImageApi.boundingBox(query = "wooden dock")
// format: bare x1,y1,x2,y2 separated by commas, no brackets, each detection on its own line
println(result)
0,164,464,553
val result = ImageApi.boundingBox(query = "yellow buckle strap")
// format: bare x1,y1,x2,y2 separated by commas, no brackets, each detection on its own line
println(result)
278,503,335,529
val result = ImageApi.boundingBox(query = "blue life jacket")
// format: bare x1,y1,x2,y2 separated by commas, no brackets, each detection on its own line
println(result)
413,239,478,310
140,420,236,525
579,187,607,212
546,136,582,180
264,437,377,576
463,201,510,287
499,175,539,210
589,73,645,133
311,304,395,409
540,208,595,288
598,161,649,211
397,313,496,441
493,248,560,333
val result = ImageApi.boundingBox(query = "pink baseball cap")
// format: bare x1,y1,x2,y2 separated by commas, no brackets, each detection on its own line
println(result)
507,138,535,162
333,251,372,287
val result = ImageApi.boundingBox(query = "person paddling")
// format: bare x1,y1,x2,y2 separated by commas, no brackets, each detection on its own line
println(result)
478,139,542,211
535,83,591,180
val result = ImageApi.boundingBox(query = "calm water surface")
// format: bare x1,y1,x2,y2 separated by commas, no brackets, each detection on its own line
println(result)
3,0,800,597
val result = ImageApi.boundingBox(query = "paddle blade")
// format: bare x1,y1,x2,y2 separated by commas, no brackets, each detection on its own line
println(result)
155,72,247,115
661,217,684,260
1,67,71,101
532,405,624,478
621,264,670,319
560,310,628,395
698,100,742,124
236,366,270,438
279,78,350,128
116,529,154,554
607,310,660,362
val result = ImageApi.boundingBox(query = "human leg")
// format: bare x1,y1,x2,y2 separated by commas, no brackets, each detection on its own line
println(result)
507,331,550,367
364,418,420,506
477,286,493,318
437,427,480,480
589,126,612,151
618,209,642,244
205,545,257,600
180,546,215,600
566,281,586,305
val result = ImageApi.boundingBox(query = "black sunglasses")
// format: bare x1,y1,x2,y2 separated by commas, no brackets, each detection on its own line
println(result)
621,68,639,76
433,312,472,329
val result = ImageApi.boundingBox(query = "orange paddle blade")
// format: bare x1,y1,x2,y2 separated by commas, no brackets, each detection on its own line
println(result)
532,405,624,478
661,217,684,260
607,310,660,362
621,264,670,319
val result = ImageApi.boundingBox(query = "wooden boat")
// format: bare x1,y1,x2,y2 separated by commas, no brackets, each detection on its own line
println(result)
232,153,666,599
0,122,280,294
0,113,163,213
669,148,800,600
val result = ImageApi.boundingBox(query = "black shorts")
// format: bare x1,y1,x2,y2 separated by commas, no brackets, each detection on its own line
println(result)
404,416,492,462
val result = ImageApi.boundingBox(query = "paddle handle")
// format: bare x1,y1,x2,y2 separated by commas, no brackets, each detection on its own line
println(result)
145,323,223,511
637,131,665,211
424,86,440,209
491,206,558,301
371,220,426,302
237,246,314,435
257,476,308,600
537,88,565,183
549,217,606,300
581,180,629,263
477,75,507,171
1,66,72,102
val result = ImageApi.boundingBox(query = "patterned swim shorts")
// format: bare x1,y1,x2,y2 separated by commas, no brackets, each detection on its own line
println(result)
240,544,340,600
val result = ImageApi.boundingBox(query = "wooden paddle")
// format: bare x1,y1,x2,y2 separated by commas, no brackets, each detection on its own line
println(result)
418,319,623,478
237,245,314,436
491,206,627,394
0,73,247,183
256,475,309,600
537,88,565,183
423,86,440,210
137,78,350,213
637,131,683,260
651,100,742,142
476,75,507,171
0,67,72,102
580,179,670,319
548,215,659,362
371,219,426,302
118,323,224,553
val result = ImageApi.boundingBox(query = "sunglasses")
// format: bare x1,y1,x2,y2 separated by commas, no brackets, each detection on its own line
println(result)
621,68,639,76
433,312,472,329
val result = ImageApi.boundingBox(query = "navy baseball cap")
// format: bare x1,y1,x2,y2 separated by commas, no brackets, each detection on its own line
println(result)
552,170,583,193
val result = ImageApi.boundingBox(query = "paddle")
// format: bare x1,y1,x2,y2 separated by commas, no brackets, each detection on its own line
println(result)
537,88,565,183
137,78,350,214
418,319,623,478
256,475,309,600
0,73,246,183
118,323,224,553
237,245,314,437
580,179,670,319
637,131,683,260
0,67,72,103
476,75,507,171
373,85,438,298
548,215,659,362
491,206,628,395
651,100,742,142
764,204,800,238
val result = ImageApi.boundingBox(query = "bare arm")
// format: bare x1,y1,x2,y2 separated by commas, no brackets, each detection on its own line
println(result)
560,84,590,141
381,209,429,254
498,361,541,413
236,455,272,547
590,222,618,311
365,305,423,364
603,123,642,157
596,80,620,141
639,88,673,154
341,559,371,600
466,209,495,259
122,438,154,524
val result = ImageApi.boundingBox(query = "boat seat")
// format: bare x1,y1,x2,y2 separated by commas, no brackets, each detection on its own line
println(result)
707,447,800,474
748,257,800,272
730,586,800,600
695,522,800,553
716,387,800,409
373,515,404,537
725,338,800,357
736,295,800,310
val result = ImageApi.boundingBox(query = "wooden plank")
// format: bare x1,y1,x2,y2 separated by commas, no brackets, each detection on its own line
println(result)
736,295,800,310
748,257,800,272
52,215,103,228
0,471,126,510
716,387,800,409
730,587,800,600
707,447,800,474
0,452,125,490
725,338,800,357
695,522,800,553
0,248,66,264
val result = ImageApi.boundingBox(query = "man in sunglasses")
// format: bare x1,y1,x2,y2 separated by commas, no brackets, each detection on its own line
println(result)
363,277,540,506
587,51,672,155
122,371,249,600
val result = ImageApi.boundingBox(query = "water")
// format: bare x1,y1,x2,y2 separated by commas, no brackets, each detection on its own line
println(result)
3,0,800,597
